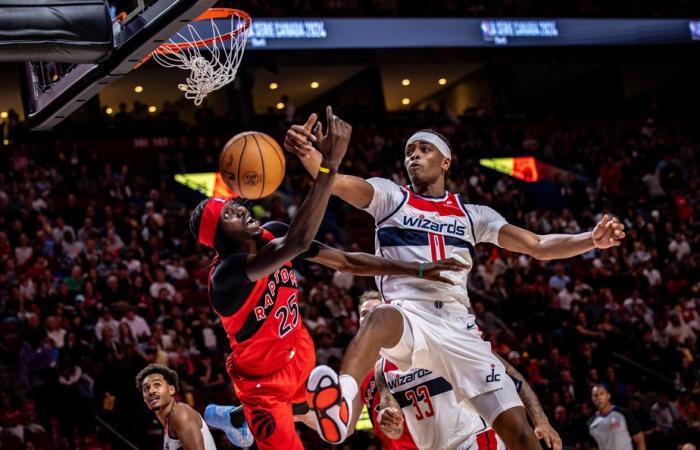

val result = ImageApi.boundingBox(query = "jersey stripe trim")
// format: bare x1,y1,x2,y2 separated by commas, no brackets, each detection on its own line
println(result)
392,377,452,409
377,188,409,226
457,194,478,243
406,192,465,217
428,232,438,261
378,227,476,259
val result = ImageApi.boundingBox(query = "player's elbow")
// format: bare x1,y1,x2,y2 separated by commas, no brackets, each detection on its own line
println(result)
530,236,549,260
292,239,312,255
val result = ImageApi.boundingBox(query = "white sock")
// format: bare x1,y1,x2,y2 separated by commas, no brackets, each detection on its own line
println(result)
339,374,358,420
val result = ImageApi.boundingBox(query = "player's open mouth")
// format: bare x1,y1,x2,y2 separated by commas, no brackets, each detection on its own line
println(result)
409,163,422,170
148,396,160,405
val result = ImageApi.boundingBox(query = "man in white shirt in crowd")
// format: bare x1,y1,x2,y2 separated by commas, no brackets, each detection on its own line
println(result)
149,268,176,300
94,307,120,341
122,307,151,342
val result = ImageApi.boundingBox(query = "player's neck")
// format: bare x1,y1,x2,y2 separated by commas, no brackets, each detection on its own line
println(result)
156,399,177,426
411,181,446,197
598,404,613,415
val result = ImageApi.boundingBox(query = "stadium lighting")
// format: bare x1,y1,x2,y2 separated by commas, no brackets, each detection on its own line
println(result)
438,78,447,85
276,102,285,110
105,107,113,115
269,82,279,90
0,111,7,119
401,78,410,86
134,85,144,93
310,81,320,89
401,97,410,105
148,106,157,113
2,139,8,145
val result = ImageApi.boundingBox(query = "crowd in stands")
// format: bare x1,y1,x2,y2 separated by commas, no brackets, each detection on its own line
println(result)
0,88,699,450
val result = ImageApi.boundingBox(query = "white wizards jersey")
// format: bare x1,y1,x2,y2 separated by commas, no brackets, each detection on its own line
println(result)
363,178,507,306
381,358,491,450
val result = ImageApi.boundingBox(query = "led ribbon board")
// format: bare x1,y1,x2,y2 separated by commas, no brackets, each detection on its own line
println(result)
174,172,237,197
480,157,539,182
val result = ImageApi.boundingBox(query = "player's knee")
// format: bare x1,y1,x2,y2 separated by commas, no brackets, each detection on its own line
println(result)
362,306,403,342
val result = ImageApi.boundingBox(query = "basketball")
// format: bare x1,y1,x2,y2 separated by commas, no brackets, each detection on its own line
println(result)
219,131,286,199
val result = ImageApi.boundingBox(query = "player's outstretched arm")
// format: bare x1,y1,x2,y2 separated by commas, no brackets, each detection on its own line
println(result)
309,244,467,284
246,106,351,281
169,405,206,450
374,360,405,439
284,113,374,209
498,214,625,260
495,354,562,450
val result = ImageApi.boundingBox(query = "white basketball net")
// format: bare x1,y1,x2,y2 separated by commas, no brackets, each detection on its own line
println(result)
152,11,250,105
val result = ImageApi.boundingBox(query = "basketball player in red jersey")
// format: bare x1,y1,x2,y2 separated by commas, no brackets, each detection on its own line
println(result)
189,107,467,450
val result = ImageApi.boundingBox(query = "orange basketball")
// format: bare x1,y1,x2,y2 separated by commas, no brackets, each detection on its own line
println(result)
219,131,286,199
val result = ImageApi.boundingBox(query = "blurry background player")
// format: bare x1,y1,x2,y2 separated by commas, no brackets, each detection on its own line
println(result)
189,107,466,449
136,364,219,450
287,118,625,449
588,384,646,450
358,290,561,450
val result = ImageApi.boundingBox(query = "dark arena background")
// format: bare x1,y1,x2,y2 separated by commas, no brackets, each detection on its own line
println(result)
0,1,699,449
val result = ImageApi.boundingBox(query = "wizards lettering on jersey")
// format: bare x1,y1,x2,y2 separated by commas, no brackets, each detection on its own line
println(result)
401,216,466,237
387,369,434,390
252,267,297,322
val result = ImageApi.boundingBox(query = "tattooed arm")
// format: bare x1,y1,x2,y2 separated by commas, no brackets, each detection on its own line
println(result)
496,354,562,450
374,360,405,439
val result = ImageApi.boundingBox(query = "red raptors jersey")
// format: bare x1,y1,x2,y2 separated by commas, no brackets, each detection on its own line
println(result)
208,224,306,378
361,370,418,450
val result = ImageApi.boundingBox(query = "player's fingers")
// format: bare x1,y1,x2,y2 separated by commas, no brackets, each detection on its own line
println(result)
553,434,563,450
326,105,335,134
440,258,468,269
286,129,311,146
434,275,455,285
303,113,318,130
291,124,317,142
543,432,552,448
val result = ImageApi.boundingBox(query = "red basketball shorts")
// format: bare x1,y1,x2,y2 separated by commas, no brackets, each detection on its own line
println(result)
227,327,315,450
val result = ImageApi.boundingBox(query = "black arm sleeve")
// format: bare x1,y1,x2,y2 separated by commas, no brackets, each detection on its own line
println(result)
619,407,642,436
210,253,253,316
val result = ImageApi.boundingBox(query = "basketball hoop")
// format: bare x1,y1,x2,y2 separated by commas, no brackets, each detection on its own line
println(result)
148,8,251,105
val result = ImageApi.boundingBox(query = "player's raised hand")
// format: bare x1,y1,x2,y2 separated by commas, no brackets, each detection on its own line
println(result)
284,113,318,158
591,214,626,249
420,257,469,284
319,105,352,167
377,406,404,437
534,421,563,450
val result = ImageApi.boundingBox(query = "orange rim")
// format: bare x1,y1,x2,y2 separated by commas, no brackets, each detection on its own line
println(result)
146,7,250,59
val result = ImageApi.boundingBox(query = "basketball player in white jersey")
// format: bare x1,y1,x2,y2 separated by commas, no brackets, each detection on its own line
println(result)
285,115,625,449
357,291,561,450
136,364,246,450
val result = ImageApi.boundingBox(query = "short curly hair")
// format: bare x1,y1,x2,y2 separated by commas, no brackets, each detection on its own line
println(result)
135,364,180,392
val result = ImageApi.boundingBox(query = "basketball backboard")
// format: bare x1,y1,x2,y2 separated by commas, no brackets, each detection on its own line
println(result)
19,0,217,131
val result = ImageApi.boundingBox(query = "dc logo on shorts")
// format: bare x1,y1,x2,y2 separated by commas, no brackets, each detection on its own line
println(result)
486,364,501,383
250,409,276,438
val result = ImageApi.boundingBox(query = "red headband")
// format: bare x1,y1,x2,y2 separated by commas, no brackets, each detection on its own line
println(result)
198,197,229,248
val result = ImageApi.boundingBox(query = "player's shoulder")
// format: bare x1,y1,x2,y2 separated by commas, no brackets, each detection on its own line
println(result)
169,403,202,430
367,176,405,192
612,405,634,419
586,413,599,427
